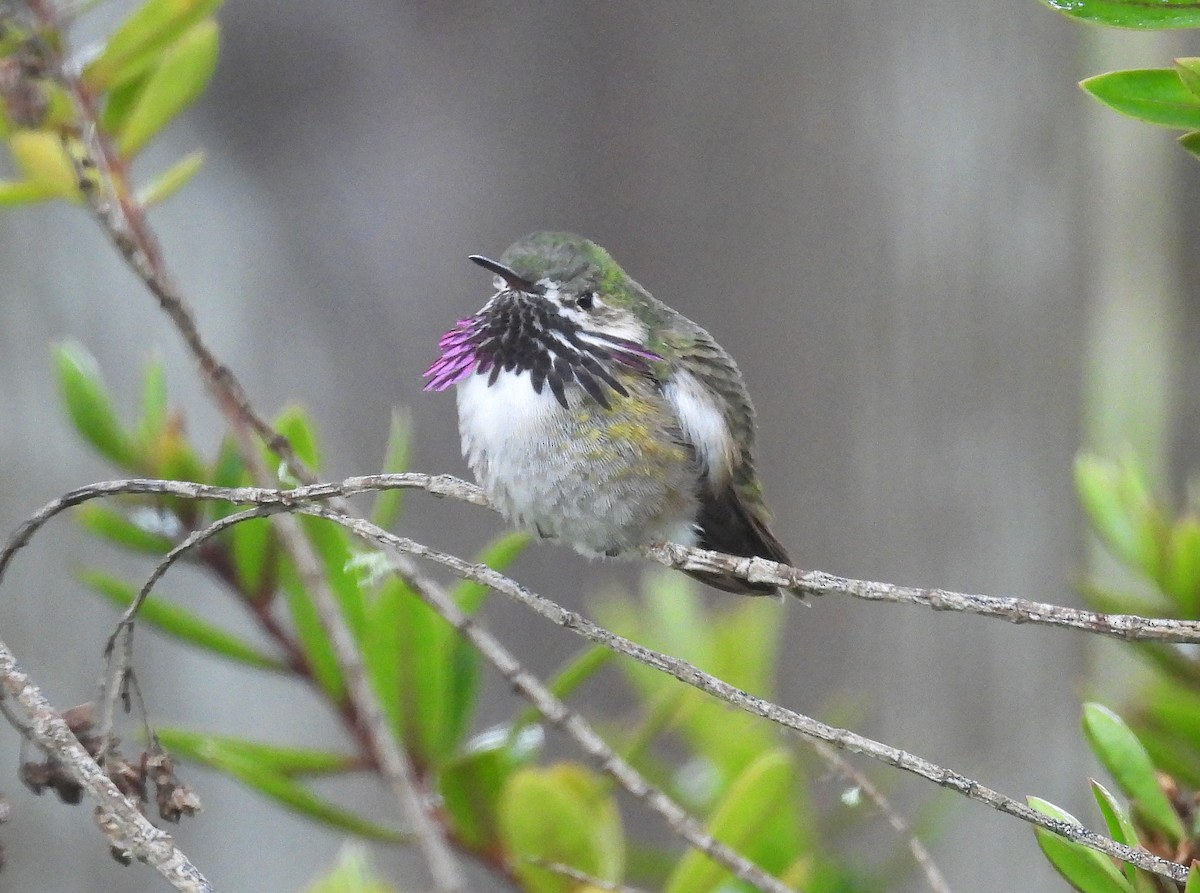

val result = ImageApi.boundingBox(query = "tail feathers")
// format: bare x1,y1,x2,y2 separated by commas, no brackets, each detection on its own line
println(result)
690,484,792,595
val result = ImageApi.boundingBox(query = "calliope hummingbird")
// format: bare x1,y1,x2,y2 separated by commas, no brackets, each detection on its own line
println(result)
424,231,790,595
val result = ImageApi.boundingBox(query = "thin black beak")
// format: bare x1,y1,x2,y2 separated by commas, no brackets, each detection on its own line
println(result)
469,255,538,292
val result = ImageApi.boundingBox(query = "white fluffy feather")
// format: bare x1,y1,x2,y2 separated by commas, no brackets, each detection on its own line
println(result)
663,370,734,486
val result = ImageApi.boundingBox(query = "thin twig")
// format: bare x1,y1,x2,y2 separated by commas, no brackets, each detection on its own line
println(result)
300,506,1188,886
0,639,213,892
118,503,802,893
525,858,651,893
809,741,951,893
7,474,1200,645
63,482,1181,886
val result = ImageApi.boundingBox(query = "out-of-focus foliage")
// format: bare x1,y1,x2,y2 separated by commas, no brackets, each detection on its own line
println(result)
1032,455,1200,891
54,340,906,891
304,845,397,893
1042,1,1200,159
0,0,218,206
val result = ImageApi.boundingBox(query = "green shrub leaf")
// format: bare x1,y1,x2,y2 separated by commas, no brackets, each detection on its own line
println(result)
116,19,219,157
1165,515,1200,614
138,150,205,205
1083,69,1200,130
440,735,524,853
1179,129,1200,160
1175,58,1200,99
54,341,140,468
157,728,355,776
1082,703,1185,843
305,845,396,893
280,560,345,700
1090,780,1140,886
663,749,795,893
371,411,411,530
82,570,284,670
76,504,174,554
1029,796,1135,893
1043,0,1200,29
161,730,406,841
85,0,225,90
9,130,78,197
500,763,624,893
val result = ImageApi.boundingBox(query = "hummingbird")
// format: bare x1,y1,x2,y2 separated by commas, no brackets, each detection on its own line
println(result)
423,231,790,594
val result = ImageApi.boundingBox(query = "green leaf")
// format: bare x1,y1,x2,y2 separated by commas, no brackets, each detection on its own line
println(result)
164,731,406,841
100,69,152,135
371,410,411,530
0,178,61,205
116,19,219,157
599,573,783,786
1187,862,1200,893
1042,0,1200,29
1139,721,1200,791
511,646,612,740
1179,129,1200,160
361,578,406,750
280,559,344,701
85,0,225,90
364,531,531,767
367,573,461,767
1075,455,1164,578
1082,703,1185,843
76,504,174,554
138,150,205,206
9,130,78,197
1029,796,1135,893
440,735,524,853
305,845,396,893
212,437,248,489
1176,59,1200,99
451,531,531,613
157,728,355,777
299,515,365,638
274,405,322,473
135,354,169,447
500,763,624,893
1144,680,1200,759
54,341,140,468
1083,70,1200,130
1165,515,1200,615
81,570,285,671
1091,780,1140,886
232,517,275,597
663,749,795,893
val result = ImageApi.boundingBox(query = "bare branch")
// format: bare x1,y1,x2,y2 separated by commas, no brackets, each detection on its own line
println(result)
301,505,1188,885
8,474,1200,646
6,474,1191,884
645,543,1192,643
0,639,213,892
125,502,800,893
525,858,651,893
808,741,951,893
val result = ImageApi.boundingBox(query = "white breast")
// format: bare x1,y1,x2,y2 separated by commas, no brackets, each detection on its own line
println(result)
456,370,562,476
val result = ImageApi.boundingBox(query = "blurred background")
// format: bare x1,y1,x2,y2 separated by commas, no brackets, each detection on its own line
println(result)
0,1,1197,891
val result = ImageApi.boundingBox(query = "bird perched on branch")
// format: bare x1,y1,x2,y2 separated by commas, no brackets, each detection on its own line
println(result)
425,231,790,594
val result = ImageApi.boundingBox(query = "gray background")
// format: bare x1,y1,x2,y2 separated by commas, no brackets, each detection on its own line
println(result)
0,2,1194,891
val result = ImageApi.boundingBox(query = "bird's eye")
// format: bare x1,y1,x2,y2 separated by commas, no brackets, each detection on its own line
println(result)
576,291,595,311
